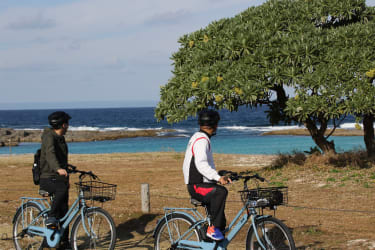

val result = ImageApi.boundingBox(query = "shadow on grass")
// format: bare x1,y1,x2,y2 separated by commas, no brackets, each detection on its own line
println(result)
291,224,324,250
115,213,160,249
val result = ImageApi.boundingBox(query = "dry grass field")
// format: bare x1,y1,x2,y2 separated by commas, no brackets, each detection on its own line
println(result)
0,152,375,249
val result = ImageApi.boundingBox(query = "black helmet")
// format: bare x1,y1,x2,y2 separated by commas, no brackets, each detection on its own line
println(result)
198,109,220,127
48,111,71,129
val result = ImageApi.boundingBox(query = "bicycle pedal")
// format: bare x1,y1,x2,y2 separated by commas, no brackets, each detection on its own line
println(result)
47,225,58,230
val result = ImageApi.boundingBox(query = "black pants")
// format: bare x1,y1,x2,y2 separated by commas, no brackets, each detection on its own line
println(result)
40,178,69,242
187,183,228,231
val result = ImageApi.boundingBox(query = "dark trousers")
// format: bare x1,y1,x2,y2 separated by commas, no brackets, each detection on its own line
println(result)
40,178,69,243
187,183,228,231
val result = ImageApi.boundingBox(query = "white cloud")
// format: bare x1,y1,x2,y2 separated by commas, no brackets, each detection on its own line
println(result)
1,0,253,72
6,11,56,30
7,0,374,107
144,9,192,26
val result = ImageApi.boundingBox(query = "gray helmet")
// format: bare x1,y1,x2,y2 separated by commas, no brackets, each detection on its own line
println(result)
48,111,71,129
198,109,220,127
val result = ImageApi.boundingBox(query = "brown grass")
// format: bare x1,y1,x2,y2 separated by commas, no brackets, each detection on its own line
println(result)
1,152,375,249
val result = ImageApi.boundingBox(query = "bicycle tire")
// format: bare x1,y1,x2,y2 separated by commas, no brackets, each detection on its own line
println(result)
13,201,45,250
70,207,116,250
246,217,296,250
154,213,202,250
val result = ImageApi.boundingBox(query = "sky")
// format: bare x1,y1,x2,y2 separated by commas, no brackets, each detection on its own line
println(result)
1,0,375,109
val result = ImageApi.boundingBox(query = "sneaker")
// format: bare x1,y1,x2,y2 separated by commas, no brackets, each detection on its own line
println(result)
206,226,224,241
45,217,58,229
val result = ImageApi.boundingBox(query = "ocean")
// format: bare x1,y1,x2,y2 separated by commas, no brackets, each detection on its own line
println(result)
0,106,364,155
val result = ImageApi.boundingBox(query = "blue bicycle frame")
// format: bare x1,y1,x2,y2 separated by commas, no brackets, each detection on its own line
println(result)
159,199,271,250
17,190,97,248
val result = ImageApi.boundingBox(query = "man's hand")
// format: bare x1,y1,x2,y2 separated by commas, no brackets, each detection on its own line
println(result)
57,168,68,177
218,176,232,185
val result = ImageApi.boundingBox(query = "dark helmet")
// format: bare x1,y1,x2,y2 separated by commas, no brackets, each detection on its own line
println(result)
198,109,220,127
48,111,71,129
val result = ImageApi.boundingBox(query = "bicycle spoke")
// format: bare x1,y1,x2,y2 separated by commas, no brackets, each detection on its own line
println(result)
13,203,45,250
72,208,115,249
154,214,201,250
248,218,294,250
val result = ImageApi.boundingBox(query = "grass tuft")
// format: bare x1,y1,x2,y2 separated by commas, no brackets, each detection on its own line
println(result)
271,151,306,169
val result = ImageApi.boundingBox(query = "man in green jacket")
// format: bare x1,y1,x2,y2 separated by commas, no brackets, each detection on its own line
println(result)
39,111,71,249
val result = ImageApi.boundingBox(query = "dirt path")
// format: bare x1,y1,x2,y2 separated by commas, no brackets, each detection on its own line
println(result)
1,153,375,249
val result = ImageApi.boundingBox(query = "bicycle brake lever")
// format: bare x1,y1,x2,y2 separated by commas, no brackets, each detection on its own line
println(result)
68,164,76,169
255,174,265,182
87,171,98,180
66,165,76,174
218,170,229,176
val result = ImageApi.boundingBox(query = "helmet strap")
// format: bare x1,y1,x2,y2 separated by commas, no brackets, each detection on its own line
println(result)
199,125,218,138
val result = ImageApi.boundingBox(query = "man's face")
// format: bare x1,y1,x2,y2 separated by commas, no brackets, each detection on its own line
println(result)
200,124,218,136
61,122,69,135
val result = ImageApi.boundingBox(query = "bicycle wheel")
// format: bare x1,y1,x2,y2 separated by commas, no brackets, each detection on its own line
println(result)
154,213,202,250
13,202,45,250
71,207,116,250
246,217,296,250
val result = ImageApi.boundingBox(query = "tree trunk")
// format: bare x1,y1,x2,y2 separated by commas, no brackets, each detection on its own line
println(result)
267,84,289,125
272,84,288,109
304,117,336,154
363,114,375,157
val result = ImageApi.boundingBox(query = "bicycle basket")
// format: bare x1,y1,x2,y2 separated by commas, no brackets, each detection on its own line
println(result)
239,186,288,207
75,181,117,202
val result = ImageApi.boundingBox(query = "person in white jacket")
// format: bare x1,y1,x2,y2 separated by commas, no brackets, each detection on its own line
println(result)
182,109,231,241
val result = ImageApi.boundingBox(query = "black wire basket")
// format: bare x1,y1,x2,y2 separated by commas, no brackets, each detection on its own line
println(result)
76,181,117,203
239,186,288,207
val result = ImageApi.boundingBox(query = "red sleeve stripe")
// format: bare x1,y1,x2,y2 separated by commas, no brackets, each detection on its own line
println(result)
192,137,210,156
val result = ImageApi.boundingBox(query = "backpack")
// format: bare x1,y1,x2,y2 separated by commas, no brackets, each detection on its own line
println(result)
32,149,41,185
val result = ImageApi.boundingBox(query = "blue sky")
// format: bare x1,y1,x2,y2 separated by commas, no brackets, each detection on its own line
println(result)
1,0,374,109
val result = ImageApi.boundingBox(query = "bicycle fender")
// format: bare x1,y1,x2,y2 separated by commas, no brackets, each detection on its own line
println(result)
70,206,100,227
153,211,198,238
13,201,46,224
245,215,272,243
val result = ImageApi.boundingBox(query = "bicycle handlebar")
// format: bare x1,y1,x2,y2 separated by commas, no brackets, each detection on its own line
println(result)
67,164,99,180
218,170,266,183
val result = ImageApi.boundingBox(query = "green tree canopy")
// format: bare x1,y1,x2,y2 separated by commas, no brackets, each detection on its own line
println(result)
155,0,375,154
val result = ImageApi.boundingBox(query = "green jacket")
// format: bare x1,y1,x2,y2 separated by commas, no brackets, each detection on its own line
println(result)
40,127,68,179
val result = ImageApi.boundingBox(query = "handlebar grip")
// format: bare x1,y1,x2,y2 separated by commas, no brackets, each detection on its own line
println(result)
66,164,77,173
218,170,230,176
218,170,239,181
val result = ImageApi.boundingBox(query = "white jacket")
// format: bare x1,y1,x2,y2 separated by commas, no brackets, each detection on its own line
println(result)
182,131,221,184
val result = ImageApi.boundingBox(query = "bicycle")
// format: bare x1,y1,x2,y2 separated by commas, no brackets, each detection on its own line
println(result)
12,165,117,250
153,171,296,250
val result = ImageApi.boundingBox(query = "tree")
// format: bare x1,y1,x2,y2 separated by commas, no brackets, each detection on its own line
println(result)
349,65,375,156
334,21,375,157
285,7,375,153
155,0,375,154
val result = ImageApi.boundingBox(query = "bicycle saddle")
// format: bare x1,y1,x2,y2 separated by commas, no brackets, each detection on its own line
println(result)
190,198,204,207
39,189,50,197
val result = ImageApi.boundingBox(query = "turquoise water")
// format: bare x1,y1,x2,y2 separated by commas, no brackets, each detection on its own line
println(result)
0,107,365,155
0,135,364,155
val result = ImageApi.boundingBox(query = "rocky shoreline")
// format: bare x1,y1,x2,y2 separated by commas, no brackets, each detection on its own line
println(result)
1,127,363,147
0,128,175,147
